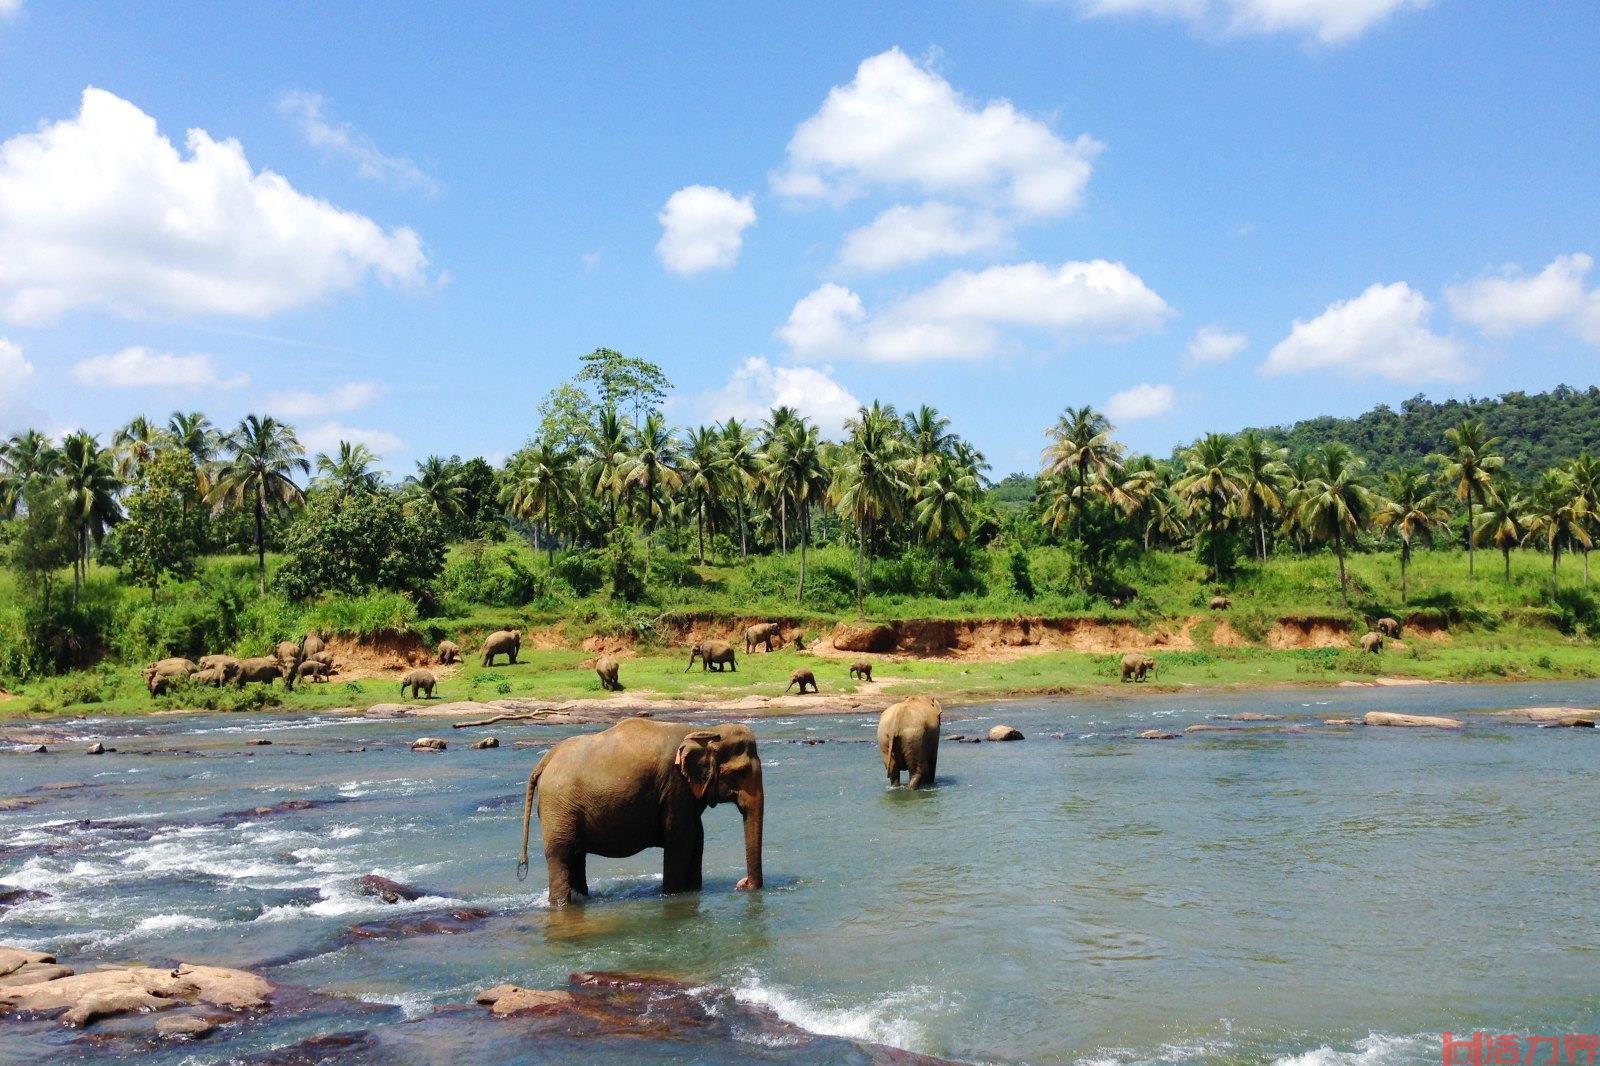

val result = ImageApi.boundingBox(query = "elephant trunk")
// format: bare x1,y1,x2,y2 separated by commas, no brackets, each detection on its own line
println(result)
737,771,764,889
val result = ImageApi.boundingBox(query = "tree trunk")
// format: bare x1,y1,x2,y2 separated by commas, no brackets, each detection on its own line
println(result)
254,487,267,596
1400,536,1410,606
797,504,809,604
1503,548,1511,581
697,510,705,566
736,493,747,560
1552,544,1560,597
1335,529,1349,605
1466,497,1475,578
779,499,788,554
854,521,865,617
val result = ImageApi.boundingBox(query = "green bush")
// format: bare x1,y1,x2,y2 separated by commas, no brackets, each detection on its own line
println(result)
440,542,544,607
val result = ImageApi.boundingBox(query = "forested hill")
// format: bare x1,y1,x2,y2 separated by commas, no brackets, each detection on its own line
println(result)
1253,386,1600,477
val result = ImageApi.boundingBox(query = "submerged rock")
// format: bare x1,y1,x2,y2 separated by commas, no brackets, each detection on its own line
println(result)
471,736,499,749
0,889,48,913
1138,729,1179,740
988,725,1024,741
1363,711,1462,729
356,874,425,903
476,983,577,1015
411,737,447,752
1323,718,1363,726
84,742,105,755
1215,712,1282,722
343,908,491,944
154,1013,218,1039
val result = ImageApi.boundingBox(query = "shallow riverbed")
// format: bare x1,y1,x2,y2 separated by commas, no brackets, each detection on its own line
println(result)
3,681,1599,1063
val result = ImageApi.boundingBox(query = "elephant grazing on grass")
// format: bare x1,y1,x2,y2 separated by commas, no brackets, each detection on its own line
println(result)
849,661,873,682
784,669,817,694
744,622,784,653
1376,617,1402,639
686,640,737,672
595,655,622,691
878,696,942,790
517,719,764,907
400,669,437,699
1120,653,1155,682
437,640,462,665
234,657,293,690
1209,596,1231,610
1360,632,1384,654
143,657,198,696
482,630,521,667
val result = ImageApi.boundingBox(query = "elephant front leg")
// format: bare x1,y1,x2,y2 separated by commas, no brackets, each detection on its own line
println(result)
662,825,704,894
570,852,589,898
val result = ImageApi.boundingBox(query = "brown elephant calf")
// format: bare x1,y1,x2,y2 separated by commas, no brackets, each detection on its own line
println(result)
849,661,873,682
784,669,817,694
401,669,437,699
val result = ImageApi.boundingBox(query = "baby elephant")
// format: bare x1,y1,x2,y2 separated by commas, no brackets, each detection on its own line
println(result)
1376,617,1402,639
400,669,437,699
1209,595,1231,610
784,668,817,695
1120,652,1156,682
687,640,737,672
1360,631,1384,654
297,660,332,683
438,639,462,665
595,654,622,691
849,660,873,682
193,666,229,687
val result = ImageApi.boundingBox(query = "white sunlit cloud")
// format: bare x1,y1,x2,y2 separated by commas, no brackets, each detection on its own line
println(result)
656,185,757,275
774,47,1101,272
1264,281,1466,382
1104,382,1176,422
299,421,403,459
71,347,249,390
0,336,38,432
0,0,21,18
689,357,862,439
266,381,380,420
1185,324,1248,363
781,260,1171,364
0,87,429,325
278,90,438,194
1445,252,1600,343
1078,0,1431,44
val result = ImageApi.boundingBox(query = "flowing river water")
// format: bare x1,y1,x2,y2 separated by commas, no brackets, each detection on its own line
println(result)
2,681,1598,1063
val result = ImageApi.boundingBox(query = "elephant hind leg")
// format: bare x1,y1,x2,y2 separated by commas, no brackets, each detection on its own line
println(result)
570,852,589,898
546,852,575,907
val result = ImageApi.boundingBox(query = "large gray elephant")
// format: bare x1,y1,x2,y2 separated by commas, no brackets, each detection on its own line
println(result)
517,719,764,906
686,640,737,672
274,641,302,669
877,696,942,790
198,654,238,673
744,622,783,653
595,655,622,691
482,630,521,667
235,657,293,690
302,632,326,659
143,657,198,696
1120,652,1155,682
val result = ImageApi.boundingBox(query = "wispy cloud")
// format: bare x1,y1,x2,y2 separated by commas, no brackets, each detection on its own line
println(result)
278,90,439,194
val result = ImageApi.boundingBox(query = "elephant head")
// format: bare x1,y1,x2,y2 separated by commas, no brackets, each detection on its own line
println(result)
673,726,764,889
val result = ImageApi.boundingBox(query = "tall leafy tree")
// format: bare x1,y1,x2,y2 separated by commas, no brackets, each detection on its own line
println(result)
1294,443,1377,604
831,402,908,614
405,456,466,521
314,441,385,502
719,418,762,560
1234,430,1289,561
111,416,169,484
1432,419,1504,578
1563,454,1600,584
1041,405,1120,546
500,443,577,563
1174,433,1243,578
57,431,123,602
681,426,729,565
576,348,671,421
209,415,309,594
620,411,682,537
115,449,203,600
1473,484,1527,582
1373,468,1450,605
582,407,631,533
1522,469,1591,596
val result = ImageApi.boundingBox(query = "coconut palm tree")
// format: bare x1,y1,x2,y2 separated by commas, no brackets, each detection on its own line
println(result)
1373,467,1450,605
500,442,576,563
620,411,682,538
1294,443,1377,604
110,416,169,484
831,402,908,615
681,426,730,564
1522,469,1591,596
405,456,466,521
903,405,956,482
209,415,309,594
57,431,123,602
1,430,61,519
1041,405,1120,546
314,441,384,502
1279,452,1322,555
1432,419,1504,578
719,418,761,560
1174,433,1243,578
1097,462,1158,520
166,411,220,500
1234,430,1289,561
583,407,631,533
914,455,979,544
1563,454,1600,585
772,420,828,601
1473,483,1526,582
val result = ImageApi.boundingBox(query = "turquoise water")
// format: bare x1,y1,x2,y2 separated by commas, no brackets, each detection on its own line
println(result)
2,681,1598,1063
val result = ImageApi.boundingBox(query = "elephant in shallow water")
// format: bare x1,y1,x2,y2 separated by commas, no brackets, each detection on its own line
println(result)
686,640,737,672
878,696,942,790
482,630,521,667
518,718,764,906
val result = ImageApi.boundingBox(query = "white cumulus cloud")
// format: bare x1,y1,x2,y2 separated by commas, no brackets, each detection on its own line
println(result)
266,381,380,420
1185,324,1248,363
690,357,862,439
71,347,249,390
0,337,33,382
278,91,438,194
781,259,1170,364
1445,253,1595,338
0,0,21,18
1079,0,1430,44
1105,382,1176,422
775,48,1100,217
0,88,429,325
1264,282,1466,382
656,185,757,275
299,421,403,458
837,201,1010,273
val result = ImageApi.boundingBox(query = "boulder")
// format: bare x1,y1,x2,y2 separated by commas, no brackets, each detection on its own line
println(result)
475,983,577,1016
155,1013,217,1039
1138,729,1179,740
0,962,75,987
472,736,499,749
0,947,54,977
1323,718,1363,726
0,955,270,1028
357,874,424,903
0,888,48,913
1184,723,1228,734
30,745,46,754
987,725,1024,741
84,742,105,755
830,622,898,653
1506,706,1598,724
364,704,412,719
411,737,448,752
1363,711,1462,729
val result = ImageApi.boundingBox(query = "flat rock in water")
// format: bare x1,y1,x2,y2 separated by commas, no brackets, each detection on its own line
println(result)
0,950,270,1028
1506,706,1599,724
1184,723,1229,734
1215,712,1281,721
472,736,499,749
411,737,447,751
987,725,1024,741
1138,729,1179,740
1323,718,1362,726
363,704,411,719
1363,711,1462,729
154,1013,217,1039
476,984,577,1015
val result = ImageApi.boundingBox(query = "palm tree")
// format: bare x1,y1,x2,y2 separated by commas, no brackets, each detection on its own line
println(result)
831,402,908,615
167,411,220,501
1474,484,1526,582
314,441,384,502
209,415,309,594
1523,469,1591,596
500,442,576,563
781,421,829,602
1174,433,1243,578
405,456,466,521
1564,454,1600,585
1279,452,1322,555
903,405,956,482
681,426,730,564
1098,462,1158,520
1373,468,1450,605
1,430,61,519
619,411,682,538
583,407,631,533
111,416,169,484
1294,443,1377,604
1234,430,1289,561
57,431,123,602
1432,419,1504,578
1041,405,1120,545
719,418,761,559
914,455,979,544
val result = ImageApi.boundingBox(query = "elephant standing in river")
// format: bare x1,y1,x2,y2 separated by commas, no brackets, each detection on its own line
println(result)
877,696,942,790
518,718,764,906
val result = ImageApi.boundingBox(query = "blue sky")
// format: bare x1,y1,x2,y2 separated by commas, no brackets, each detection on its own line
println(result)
1,1,1596,477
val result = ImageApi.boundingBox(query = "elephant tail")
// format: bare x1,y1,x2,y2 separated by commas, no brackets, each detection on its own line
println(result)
516,750,552,882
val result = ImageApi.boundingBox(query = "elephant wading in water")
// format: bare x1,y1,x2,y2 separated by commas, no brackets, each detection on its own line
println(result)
517,719,764,906
878,695,942,789
686,640,737,672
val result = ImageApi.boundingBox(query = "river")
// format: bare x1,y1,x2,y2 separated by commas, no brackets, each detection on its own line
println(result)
2,681,1597,1063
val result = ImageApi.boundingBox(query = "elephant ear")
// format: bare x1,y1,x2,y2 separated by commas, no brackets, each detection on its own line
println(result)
674,731,721,801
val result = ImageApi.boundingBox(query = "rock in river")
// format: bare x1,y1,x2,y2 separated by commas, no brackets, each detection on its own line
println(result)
411,737,448,752
1363,711,1462,729
1138,729,1179,740
0,947,270,1029
987,725,1024,741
